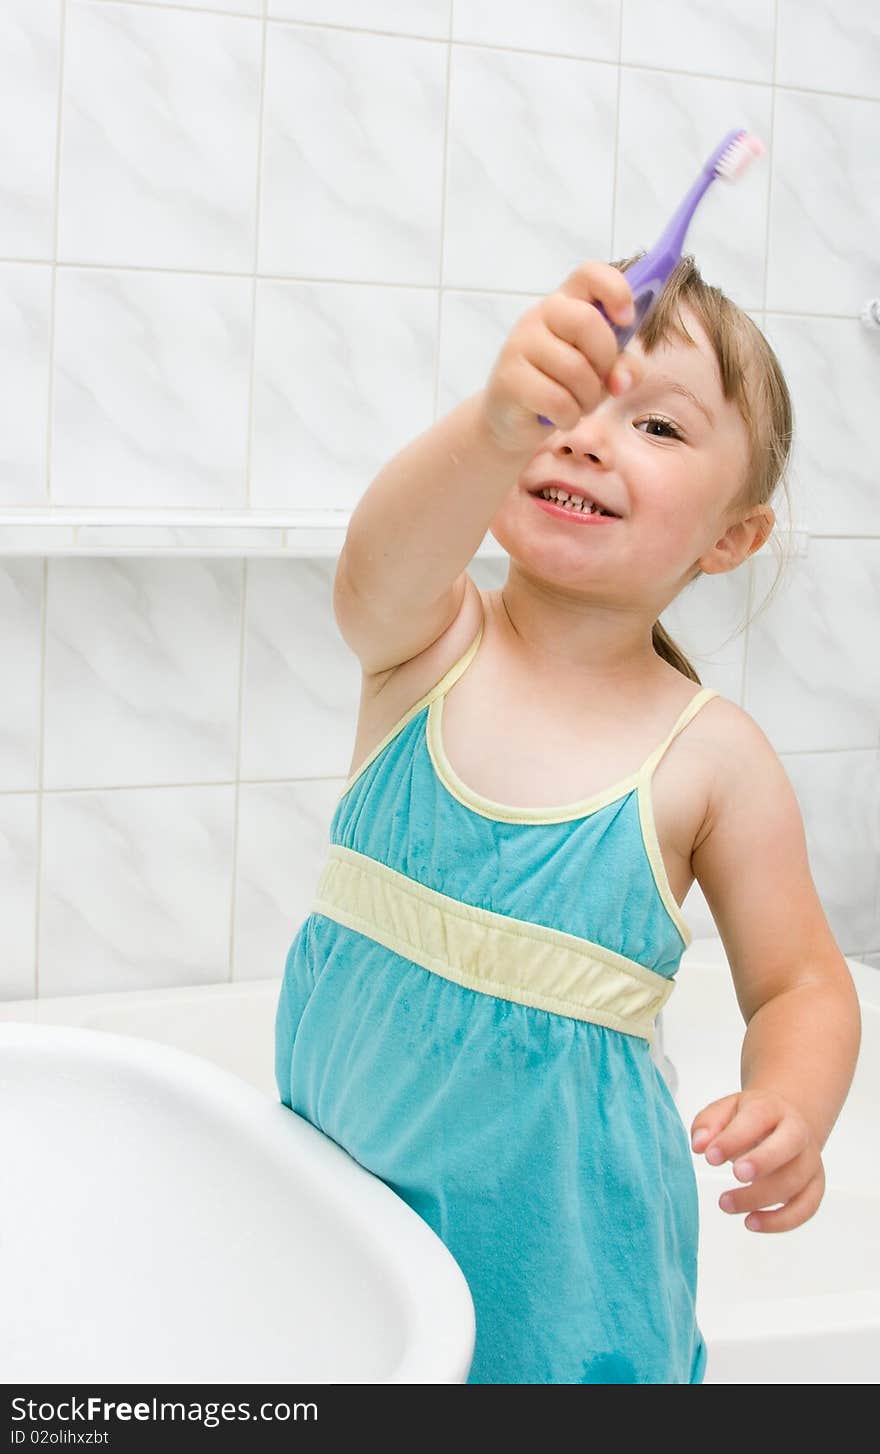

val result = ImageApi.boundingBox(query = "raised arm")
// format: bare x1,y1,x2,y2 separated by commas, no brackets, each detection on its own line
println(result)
334,261,639,677
334,388,531,675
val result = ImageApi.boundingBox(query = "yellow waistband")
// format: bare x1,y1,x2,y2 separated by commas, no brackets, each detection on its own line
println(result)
312,844,674,1044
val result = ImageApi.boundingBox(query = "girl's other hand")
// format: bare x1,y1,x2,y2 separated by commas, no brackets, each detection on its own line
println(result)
690,1088,826,1233
481,259,643,455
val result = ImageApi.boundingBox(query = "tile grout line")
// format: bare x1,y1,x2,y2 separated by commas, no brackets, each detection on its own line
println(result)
45,0,67,513
761,0,780,317
742,0,781,713
242,0,269,512
432,1,454,418
225,0,268,988
0,739,876,801
33,560,49,1001
33,0,71,998
227,557,249,984
609,0,624,257
82,2,880,106
0,256,868,322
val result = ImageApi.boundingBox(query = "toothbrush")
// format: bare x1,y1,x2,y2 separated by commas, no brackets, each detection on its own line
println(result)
536,127,765,427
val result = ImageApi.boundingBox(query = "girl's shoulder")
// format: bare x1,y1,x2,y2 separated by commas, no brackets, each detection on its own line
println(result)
688,694,792,849
359,573,486,710
689,701,836,1016
342,575,486,786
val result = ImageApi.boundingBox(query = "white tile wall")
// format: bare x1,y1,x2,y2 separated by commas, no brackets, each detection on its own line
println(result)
250,280,438,509
0,266,53,505
443,46,618,291
43,559,243,789
39,782,237,996
58,3,263,271
52,269,255,507
766,88,880,315
260,25,447,284
1,0,878,999
621,0,775,81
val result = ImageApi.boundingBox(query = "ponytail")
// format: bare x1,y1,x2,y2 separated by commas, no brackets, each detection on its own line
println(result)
652,620,701,684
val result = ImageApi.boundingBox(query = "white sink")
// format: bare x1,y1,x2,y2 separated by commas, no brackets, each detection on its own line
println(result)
2,935,877,1384
0,1021,475,1384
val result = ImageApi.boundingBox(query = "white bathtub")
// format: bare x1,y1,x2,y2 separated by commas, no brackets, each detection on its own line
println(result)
2,936,877,1384
0,1002,475,1385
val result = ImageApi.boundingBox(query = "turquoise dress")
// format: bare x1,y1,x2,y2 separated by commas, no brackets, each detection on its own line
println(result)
275,600,718,1384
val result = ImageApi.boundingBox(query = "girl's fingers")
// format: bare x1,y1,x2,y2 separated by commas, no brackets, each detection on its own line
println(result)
513,355,585,433
542,291,621,386
526,324,612,419
482,260,638,448
739,1170,826,1234
729,1116,812,1183
691,1096,740,1152
557,259,636,328
700,1097,782,1168
608,353,639,395
718,1146,816,1216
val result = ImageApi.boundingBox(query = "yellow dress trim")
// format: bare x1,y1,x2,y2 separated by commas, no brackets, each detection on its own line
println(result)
428,694,643,823
334,616,485,806
429,680,719,948
635,688,720,949
332,596,718,952
312,843,675,1044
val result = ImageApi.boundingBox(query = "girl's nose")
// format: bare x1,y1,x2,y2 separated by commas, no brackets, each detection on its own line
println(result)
553,411,612,464
558,439,603,462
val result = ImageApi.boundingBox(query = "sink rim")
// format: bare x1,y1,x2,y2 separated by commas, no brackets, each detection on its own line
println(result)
0,1019,476,1385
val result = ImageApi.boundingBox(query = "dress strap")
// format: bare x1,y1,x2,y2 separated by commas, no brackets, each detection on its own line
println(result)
426,615,484,705
423,592,486,708
639,686,720,779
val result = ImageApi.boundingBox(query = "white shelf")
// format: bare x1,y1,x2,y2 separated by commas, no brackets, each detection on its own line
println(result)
0,509,806,560
0,509,509,560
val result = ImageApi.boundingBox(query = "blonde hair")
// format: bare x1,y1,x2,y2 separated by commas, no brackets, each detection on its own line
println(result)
612,251,795,683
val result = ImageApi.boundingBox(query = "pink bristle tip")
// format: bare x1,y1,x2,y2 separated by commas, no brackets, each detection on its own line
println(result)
720,132,764,177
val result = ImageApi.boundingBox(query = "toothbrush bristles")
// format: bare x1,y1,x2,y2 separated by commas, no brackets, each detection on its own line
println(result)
715,131,765,179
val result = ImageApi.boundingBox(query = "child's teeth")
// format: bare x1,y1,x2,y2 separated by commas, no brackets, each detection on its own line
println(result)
541,489,602,513
541,494,596,511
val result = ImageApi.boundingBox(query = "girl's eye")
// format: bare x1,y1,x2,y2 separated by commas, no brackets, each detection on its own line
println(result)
635,415,683,441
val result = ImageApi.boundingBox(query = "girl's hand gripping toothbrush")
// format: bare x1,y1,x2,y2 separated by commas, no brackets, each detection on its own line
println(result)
533,127,765,427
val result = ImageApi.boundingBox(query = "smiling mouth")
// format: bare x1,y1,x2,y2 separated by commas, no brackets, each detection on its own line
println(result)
528,485,621,521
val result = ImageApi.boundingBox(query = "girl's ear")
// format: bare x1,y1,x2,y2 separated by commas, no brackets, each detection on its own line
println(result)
744,504,776,558
737,503,775,562
700,504,775,574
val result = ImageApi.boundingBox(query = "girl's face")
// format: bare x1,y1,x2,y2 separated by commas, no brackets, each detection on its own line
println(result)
489,309,771,602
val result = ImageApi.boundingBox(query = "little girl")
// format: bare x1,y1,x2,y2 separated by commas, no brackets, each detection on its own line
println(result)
274,254,861,1385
